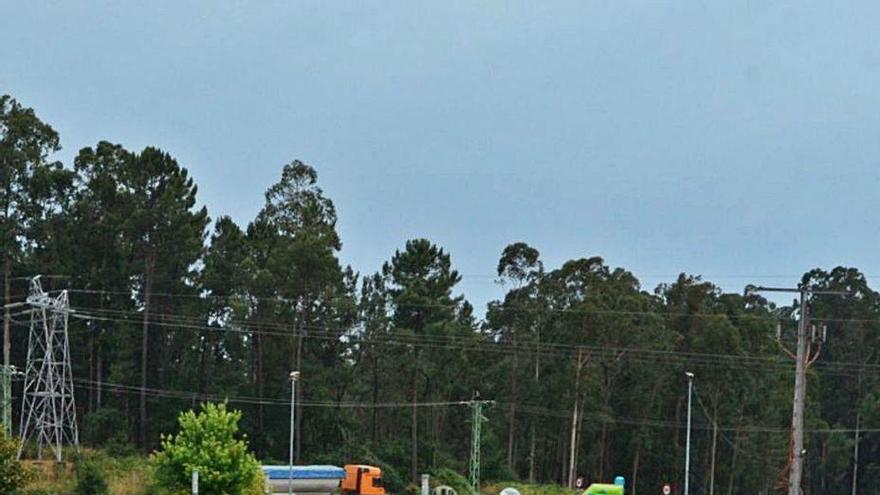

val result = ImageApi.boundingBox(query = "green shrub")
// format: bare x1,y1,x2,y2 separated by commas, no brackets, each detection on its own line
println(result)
481,482,575,495
75,460,109,495
434,467,471,495
151,402,261,495
0,423,33,494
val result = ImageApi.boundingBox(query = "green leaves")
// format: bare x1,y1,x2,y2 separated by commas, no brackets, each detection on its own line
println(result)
0,422,33,494
151,403,261,495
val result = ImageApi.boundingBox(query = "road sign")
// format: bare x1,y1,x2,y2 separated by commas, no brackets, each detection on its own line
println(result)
575,477,585,489
500,488,521,495
662,484,671,495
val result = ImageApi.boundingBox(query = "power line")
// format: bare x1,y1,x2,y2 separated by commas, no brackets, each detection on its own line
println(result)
66,379,880,435
61,304,880,378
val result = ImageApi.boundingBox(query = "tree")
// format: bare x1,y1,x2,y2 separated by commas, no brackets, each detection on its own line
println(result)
152,402,261,495
242,161,355,460
122,147,209,448
0,94,70,369
488,242,543,477
381,238,470,484
0,423,32,494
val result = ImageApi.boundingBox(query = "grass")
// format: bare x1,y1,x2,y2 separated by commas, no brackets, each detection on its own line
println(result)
482,481,578,495
22,450,154,495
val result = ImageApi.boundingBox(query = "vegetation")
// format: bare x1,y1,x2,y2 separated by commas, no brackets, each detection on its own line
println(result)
3,92,879,495
74,460,108,495
152,403,261,495
0,424,32,494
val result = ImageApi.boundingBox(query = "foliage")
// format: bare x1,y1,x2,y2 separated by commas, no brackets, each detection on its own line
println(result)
75,460,109,495
0,425,33,494
482,482,574,495
433,467,471,495
6,92,880,495
151,403,260,495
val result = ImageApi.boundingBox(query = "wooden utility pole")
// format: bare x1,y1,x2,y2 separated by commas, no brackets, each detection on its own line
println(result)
752,285,848,495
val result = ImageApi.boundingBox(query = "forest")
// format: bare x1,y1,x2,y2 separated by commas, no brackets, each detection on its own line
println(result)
2,93,878,495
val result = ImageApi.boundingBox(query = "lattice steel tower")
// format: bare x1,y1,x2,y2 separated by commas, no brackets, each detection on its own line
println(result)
18,277,79,462
469,395,491,495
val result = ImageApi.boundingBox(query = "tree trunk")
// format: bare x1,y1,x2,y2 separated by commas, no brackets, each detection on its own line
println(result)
632,444,641,495
507,346,518,474
255,327,265,456
709,406,718,495
295,328,304,462
3,259,10,369
569,350,586,488
411,362,419,484
529,422,537,483
139,247,156,450
89,326,95,412
529,324,541,484
598,421,608,482
371,350,379,443
726,430,739,495
96,345,103,409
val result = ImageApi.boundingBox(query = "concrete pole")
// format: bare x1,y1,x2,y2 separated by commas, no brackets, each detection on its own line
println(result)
788,290,808,495
289,371,300,495
685,372,694,495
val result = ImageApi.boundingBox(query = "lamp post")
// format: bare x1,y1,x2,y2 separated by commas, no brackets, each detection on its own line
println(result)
684,372,694,495
289,371,300,495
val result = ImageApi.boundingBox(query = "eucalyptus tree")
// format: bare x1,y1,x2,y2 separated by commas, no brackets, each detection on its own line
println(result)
486,242,543,478
243,161,355,459
0,95,70,368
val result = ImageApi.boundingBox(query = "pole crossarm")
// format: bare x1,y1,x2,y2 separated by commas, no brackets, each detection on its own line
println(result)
752,284,848,495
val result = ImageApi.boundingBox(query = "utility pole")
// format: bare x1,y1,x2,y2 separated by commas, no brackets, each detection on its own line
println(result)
751,285,848,495
0,300,24,436
469,394,492,495
684,372,694,495
288,371,300,495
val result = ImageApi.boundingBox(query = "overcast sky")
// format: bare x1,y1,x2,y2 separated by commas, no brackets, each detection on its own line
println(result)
3,1,879,311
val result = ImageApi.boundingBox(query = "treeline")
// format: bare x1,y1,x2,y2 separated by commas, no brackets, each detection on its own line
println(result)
2,94,879,495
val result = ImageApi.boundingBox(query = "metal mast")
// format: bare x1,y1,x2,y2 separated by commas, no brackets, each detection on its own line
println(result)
18,276,79,462
469,395,491,495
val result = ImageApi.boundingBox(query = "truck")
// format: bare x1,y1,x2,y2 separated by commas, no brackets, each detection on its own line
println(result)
261,464,386,495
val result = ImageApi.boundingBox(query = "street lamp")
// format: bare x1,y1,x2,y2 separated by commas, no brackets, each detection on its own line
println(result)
289,371,300,495
684,372,694,495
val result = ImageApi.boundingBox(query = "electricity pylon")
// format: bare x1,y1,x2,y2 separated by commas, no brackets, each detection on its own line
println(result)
469,394,492,495
18,276,79,462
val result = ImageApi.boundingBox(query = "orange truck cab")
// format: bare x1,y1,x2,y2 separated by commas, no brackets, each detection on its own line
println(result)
342,465,386,495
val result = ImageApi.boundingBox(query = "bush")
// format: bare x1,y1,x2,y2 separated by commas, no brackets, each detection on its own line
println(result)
75,460,109,495
151,402,261,495
481,482,575,495
0,423,33,494
434,468,472,495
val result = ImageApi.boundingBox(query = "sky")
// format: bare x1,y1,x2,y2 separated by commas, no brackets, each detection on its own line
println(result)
3,1,880,312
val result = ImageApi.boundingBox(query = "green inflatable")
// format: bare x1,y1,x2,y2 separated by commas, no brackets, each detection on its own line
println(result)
583,476,624,495
583,484,623,495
